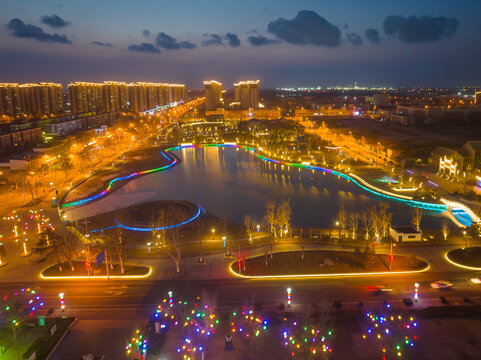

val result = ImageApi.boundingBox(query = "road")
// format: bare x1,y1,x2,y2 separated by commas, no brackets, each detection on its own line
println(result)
2,264,480,359
2,270,481,321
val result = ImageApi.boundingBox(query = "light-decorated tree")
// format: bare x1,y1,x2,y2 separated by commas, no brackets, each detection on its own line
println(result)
125,329,148,360
361,307,419,359
229,306,269,358
0,288,46,360
281,304,334,359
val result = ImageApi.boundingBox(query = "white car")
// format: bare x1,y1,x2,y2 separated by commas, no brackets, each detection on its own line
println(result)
470,277,481,284
430,281,453,289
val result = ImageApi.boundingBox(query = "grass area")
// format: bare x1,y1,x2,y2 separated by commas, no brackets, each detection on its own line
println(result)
0,317,75,360
41,260,150,278
233,250,427,276
447,247,481,268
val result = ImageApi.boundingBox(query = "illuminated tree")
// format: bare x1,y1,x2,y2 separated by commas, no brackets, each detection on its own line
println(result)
243,214,256,244
230,306,268,358
125,329,148,360
276,199,291,238
338,206,347,239
361,308,418,359
442,222,450,241
347,212,359,240
264,200,277,238
411,208,423,232
0,288,46,360
281,305,334,359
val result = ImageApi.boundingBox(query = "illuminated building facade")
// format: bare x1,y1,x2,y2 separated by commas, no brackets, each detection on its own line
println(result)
69,81,187,114
203,80,222,111
68,82,103,114
102,81,129,112
0,82,64,119
234,80,260,110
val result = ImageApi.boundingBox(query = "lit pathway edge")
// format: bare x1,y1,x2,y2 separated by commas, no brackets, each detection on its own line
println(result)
60,142,478,227
39,265,153,280
444,251,481,271
228,260,430,280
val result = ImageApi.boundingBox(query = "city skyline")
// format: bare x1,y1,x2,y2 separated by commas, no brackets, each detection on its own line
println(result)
1,0,480,87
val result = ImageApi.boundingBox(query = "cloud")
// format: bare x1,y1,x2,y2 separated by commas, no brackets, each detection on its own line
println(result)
225,33,240,47
365,28,380,44
155,32,196,50
202,34,223,47
7,18,71,44
347,33,362,45
142,30,152,38
40,14,71,28
91,41,113,47
247,35,280,46
267,10,341,47
128,42,160,54
383,15,459,43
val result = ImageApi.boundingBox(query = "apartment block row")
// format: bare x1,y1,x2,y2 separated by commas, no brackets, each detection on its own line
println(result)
0,83,64,119
68,81,188,114
0,81,188,120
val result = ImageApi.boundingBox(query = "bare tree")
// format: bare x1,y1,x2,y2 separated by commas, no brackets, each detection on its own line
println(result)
276,199,291,238
442,222,450,241
264,200,277,238
370,207,381,242
378,203,392,241
58,155,73,181
362,212,373,240
338,205,347,238
243,214,256,244
411,207,423,232
102,226,127,274
347,212,359,240
161,207,191,274
25,171,41,201
33,226,79,271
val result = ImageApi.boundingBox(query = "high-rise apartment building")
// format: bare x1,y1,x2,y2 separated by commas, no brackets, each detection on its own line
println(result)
127,83,187,113
68,82,103,114
203,80,222,111
102,81,129,112
0,82,64,119
234,80,260,110
0,83,22,118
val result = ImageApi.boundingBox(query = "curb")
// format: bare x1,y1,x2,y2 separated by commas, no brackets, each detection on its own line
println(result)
46,317,78,360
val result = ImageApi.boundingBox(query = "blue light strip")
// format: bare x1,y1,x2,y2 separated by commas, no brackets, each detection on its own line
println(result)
90,206,203,233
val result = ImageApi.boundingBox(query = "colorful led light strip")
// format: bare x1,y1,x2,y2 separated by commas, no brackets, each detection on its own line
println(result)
89,206,203,233
167,143,448,212
62,143,477,226
60,150,178,208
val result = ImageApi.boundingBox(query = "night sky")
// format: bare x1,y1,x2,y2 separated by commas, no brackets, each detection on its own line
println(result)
0,0,480,88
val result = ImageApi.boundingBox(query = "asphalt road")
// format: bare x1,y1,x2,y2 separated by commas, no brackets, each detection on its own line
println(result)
2,269,481,321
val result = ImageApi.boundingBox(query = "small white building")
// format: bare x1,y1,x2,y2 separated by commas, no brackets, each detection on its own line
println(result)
389,226,422,242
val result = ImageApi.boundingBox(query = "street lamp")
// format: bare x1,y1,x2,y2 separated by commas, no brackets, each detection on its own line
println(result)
211,228,215,240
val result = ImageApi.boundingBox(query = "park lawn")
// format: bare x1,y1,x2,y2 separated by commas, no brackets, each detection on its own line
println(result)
42,260,149,278
234,250,427,276
447,247,481,268
0,317,75,360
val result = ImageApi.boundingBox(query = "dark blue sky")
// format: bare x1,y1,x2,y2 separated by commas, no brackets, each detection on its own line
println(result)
0,0,480,88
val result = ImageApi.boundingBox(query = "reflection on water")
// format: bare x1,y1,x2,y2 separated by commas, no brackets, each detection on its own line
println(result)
118,147,442,228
